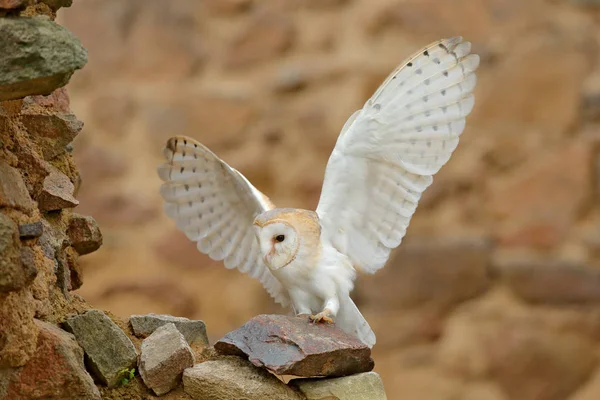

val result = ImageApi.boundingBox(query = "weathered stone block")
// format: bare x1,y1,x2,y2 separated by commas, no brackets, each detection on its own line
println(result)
63,309,137,387
0,16,87,101
66,214,102,255
17,222,43,239
183,357,304,400
291,372,387,400
21,113,83,160
139,323,195,396
37,168,79,212
130,313,208,345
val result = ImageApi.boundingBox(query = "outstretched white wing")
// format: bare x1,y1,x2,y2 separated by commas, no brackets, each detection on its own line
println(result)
316,37,479,274
157,136,289,306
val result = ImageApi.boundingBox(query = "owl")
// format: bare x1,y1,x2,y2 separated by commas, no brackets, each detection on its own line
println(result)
157,37,479,348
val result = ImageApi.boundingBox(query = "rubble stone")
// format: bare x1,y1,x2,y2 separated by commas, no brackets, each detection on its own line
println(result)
18,222,43,239
37,168,79,212
21,113,83,160
66,214,102,255
130,313,208,345
0,16,87,101
63,309,137,387
139,323,195,396
183,356,304,400
291,372,387,400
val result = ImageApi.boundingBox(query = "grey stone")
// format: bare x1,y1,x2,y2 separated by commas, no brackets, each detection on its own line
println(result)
18,222,43,239
139,323,195,396
215,314,374,377
183,357,304,400
291,372,387,400
0,16,87,101
0,162,34,212
67,214,102,255
0,214,36,293
130,313,208,345
63,309,137,387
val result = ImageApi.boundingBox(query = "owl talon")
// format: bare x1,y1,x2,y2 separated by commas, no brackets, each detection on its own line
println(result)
309,310,334,324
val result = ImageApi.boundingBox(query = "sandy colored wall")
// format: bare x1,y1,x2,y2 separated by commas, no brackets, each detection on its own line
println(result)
57,0,600,399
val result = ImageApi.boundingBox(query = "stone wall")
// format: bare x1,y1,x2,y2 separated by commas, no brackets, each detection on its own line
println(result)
20,0,600,399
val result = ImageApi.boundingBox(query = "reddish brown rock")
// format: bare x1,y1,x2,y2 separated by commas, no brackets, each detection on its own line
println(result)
226,10,295,68
494,260,600,304
3,320,101,400
66,214,102,255
355,237,492,311
21,113,83,160
23,88,70,113
215,314,374,377
37,168,79,212
0,162,34,212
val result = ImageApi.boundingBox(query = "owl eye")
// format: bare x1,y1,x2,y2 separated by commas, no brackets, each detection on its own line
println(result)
275,235,285,243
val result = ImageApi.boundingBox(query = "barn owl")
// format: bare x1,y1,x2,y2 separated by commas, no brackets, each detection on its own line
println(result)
157,37,479,348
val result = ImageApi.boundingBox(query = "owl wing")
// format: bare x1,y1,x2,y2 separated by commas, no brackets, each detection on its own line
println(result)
316,37,479,274
157,136,289,307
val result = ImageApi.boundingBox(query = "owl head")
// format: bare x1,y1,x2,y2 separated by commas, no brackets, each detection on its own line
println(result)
253,208,321,271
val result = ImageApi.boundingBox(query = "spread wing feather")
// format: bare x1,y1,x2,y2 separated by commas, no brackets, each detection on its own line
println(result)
316,37,480,274
157,136,289,306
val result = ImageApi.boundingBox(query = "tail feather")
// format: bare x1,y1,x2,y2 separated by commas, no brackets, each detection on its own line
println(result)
336,297,376,348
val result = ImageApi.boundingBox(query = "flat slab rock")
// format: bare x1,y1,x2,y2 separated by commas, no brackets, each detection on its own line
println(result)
215,314,374,377
139,323,195,396
290,372,387,400
183,356,304,400
63,309,137,387
130,313,208,345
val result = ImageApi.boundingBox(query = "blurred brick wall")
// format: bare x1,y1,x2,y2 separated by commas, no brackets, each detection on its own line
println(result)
59,0,600,399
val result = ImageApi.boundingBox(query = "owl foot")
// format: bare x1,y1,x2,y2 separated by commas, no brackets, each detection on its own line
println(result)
309,309,334,324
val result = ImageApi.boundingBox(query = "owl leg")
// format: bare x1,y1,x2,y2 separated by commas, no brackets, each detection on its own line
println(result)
310,296,339,324
289,288,313,317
